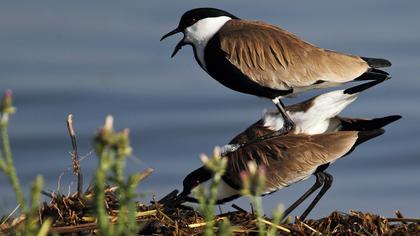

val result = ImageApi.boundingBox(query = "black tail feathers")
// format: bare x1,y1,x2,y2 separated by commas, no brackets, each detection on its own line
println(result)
355,129,385,146
343,128,386,157
340,115,402,131
354,68,391,81
355,57,391,81
344,79,385,94
361,57,392,68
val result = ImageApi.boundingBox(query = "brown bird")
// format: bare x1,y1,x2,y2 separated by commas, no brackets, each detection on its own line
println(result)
175,82,400,220
161,8,391,133
223,79,396,149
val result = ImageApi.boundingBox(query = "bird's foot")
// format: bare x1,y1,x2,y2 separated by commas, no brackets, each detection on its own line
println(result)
267,121,295,138
283,119,295,133
222,120,295,153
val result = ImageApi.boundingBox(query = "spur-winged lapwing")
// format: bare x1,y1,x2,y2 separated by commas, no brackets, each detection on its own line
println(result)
161,8,392,133
221,79,396,152
174,82,401,220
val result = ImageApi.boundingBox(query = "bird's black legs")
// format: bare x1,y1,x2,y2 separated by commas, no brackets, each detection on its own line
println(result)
299,172,333,220
220,97,295,154
272,98,295,134
282,172,325,220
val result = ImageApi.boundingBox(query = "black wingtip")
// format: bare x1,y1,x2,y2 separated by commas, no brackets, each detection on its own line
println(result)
354,70,391,81
340,115,402,131
361,57,392,68
355,129,385,146
372,115,402,127
344,79,386,94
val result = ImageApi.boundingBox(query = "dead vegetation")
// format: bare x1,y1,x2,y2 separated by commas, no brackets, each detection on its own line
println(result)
2,187,419,235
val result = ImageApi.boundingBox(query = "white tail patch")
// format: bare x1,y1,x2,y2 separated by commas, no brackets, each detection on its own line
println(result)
263,90,358,134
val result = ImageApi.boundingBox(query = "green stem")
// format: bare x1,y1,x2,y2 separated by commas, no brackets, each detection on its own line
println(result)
114,153,125,187
0,123,25,211
23,175,44,235
252,196,265,236
126,175,139,233
267,205,283,236
95,149,112,236
114,153,127,235
203,172,223,236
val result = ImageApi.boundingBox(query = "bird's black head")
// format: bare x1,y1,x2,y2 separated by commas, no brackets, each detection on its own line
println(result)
161,8,239,57
177,8,238,31
175,167,213,204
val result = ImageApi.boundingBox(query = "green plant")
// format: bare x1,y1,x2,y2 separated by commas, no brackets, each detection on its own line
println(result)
217,218,232,236
0,90,25,211
0,90,51,235
240,161,267,236
267,204,285,236
193,147,231,236
22,175,52,236
240,161,290,235
93,115,146,236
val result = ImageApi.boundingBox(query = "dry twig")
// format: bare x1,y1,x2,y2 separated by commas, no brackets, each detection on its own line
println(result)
66,114,83,198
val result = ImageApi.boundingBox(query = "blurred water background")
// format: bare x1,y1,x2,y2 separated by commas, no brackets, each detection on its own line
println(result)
1,1,419,218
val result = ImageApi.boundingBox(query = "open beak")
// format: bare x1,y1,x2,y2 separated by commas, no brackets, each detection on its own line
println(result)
171,40,186,58
161,28,180,41
161,28,185,58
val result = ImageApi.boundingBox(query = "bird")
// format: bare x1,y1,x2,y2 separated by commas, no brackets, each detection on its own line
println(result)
161,7,392,134
223,79,396,150
174,81,401,220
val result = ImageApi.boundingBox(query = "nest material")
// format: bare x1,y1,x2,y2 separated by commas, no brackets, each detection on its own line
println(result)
1,186,419,235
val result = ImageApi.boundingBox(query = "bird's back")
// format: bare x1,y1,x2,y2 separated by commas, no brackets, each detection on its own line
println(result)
224,132,359,193
217,20,370,91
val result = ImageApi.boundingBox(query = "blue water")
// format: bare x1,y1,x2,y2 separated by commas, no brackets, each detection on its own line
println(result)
1,1,419,219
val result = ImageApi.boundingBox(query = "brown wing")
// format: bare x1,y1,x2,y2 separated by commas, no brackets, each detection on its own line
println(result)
228,119,269,144
218,20,369,90
224,132,358,191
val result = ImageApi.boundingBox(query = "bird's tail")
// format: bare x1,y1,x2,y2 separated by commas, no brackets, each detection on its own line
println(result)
355,129,385,146
340,128,386,157
355,57,392,81
291,79,384,120
275,80,385,134
343,79,386,94
339,115,402,131
361,57,392,68
355,69,391,81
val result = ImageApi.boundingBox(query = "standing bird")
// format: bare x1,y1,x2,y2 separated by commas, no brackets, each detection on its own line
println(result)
174,82,400,220
161,8,391,133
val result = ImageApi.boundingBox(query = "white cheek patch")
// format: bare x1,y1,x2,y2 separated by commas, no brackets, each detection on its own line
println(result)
184,16,231,70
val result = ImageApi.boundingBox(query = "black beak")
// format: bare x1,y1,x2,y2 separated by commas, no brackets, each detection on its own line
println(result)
171,40,186,58
161,28,180,41
161,28,185,58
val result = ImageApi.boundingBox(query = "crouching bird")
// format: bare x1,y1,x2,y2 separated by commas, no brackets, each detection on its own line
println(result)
161,8,392,134
173,81,401,220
